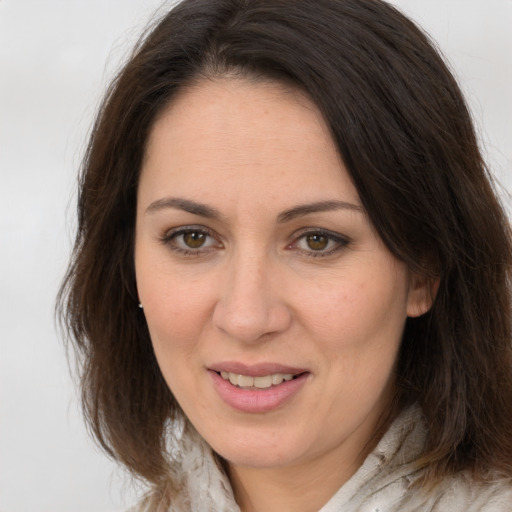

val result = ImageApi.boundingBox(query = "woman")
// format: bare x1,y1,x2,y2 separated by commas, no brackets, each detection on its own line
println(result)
59,0,512,510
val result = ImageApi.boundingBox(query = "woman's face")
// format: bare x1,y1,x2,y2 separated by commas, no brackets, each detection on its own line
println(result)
135,78,428,477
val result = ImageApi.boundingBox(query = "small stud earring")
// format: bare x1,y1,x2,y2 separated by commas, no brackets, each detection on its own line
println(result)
138,303,143,309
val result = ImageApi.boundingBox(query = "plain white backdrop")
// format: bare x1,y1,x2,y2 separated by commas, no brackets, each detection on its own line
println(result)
0,1,510,511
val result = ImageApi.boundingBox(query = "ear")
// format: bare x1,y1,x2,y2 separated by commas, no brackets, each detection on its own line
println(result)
406,272,440,318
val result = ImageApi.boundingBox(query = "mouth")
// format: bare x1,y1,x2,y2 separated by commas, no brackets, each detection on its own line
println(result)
216,370,304,390
208,363,310,413
208,362,312,413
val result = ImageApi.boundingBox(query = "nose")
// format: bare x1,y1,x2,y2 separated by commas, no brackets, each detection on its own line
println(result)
212,250,292,344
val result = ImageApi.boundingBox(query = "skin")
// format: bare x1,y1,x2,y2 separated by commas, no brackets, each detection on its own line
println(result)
135,78,431,512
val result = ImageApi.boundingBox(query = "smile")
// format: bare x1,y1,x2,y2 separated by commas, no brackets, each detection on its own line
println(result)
209,367,309,413
220,371,295,389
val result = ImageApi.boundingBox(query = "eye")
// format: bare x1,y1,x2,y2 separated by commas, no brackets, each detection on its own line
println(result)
303,233,330,251
291,229,349,257
161,227,221,255
182,231,208,249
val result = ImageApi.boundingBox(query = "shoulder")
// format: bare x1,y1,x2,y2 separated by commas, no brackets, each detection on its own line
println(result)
324,406,512,512
389,472,512,512
346,472,512,512
424,475,512,512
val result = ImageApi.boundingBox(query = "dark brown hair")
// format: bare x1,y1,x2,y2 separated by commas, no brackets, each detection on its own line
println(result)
59,0,512,496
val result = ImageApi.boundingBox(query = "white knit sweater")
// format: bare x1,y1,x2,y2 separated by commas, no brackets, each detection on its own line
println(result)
138,406,512,511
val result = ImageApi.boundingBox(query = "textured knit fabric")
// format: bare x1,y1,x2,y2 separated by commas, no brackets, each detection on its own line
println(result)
318,406,512,512
136,405,512,511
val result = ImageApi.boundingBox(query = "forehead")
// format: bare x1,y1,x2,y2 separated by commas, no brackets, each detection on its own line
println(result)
139,78,360,209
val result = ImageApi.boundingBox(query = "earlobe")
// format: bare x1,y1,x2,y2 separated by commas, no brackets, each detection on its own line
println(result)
406,273,440,318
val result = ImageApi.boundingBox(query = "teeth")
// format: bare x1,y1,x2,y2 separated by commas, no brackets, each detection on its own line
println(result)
219,371,296,389
254,375,272,388
237,374,254,387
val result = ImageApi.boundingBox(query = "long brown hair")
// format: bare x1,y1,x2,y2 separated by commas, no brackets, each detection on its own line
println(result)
59,0,512,495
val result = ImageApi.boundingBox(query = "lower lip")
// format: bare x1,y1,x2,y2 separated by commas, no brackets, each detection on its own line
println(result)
209,370,309,413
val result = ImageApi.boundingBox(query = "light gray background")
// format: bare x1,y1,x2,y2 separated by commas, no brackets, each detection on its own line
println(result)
1,1,510,511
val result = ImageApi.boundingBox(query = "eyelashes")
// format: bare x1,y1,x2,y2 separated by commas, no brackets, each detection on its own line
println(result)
160,226,221,256
288,228,349,257
160,226,349,258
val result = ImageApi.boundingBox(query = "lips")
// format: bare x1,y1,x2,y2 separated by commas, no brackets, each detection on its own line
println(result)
208,361,308,377
208,361,310,413
220,371,295,389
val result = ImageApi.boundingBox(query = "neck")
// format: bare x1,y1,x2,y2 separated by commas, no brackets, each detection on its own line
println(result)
221,380,403,512
226,399,400,512
227,442,364,512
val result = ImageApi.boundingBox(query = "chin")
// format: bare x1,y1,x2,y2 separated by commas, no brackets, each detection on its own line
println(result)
202,423,313,469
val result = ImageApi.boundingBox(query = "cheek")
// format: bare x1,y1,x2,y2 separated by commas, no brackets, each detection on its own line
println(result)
136,252,216,351
143,283,214,350
294,267,409,352
306,278,402,323
139,276,214,400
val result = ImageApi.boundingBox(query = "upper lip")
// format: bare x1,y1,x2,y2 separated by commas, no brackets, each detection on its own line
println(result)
208,361,309,377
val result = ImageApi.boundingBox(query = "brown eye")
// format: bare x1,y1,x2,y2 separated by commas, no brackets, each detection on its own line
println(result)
291,229,349,258
183,231,207,248
306,233,329,251
163,226,221,255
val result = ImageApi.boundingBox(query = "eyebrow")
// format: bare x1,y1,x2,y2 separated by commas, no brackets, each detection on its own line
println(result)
145,197,363,221
146,197,223,219
277,200,363,223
